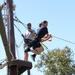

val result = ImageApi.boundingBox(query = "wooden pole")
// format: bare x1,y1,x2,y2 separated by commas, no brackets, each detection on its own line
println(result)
6,0,18,75
0,1,32,75
0,9,11,64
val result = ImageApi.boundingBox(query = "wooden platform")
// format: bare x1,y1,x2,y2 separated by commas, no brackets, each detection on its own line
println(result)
10,59,32,75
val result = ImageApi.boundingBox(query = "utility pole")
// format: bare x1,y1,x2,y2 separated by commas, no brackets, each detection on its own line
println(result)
6,0,17,75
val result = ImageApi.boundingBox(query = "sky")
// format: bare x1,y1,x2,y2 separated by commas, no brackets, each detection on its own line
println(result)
0,0,75,75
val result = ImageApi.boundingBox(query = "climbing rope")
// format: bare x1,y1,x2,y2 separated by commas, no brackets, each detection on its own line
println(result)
53,35,75,45
14,15,36,30
14,16,27,29
14,24,22,34
15,43,20,59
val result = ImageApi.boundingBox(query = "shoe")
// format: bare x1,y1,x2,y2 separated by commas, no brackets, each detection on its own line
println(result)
24,47,30,53
31,54,36,62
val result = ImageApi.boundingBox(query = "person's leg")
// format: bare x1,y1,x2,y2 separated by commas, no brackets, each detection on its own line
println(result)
24,44,29,61
30,47,44,54
24,39,40,53
30,48,40,54
39,46,44,52
30,46,44,62
24,53,28,61
30,43,43,54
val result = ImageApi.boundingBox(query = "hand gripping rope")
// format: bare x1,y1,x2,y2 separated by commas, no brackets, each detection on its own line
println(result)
41,34,52,42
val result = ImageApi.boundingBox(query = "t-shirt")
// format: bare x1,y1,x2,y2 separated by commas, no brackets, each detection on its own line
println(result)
24,29,36,40
36,26,48,39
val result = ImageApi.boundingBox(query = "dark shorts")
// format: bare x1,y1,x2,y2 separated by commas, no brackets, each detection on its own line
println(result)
33,42,41,49
24,39,32,44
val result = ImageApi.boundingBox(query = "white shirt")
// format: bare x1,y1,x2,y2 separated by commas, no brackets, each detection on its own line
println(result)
24,29,36,40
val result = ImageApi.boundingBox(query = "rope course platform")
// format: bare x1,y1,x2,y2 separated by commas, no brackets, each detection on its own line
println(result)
10,59,32,75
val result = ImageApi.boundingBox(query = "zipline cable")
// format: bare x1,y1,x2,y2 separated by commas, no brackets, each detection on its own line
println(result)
53,35,75,45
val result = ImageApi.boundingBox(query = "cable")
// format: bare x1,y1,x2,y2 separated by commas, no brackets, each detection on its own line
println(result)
15,40,23,48
15,44,19,59
53,35,75,45
18,40,23,48
14,16,27,29
14,24,22,34
14,15,37,30
14,24,25,39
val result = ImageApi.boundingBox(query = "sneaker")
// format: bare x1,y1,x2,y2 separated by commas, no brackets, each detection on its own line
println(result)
24,47,30,53
31,54,36,62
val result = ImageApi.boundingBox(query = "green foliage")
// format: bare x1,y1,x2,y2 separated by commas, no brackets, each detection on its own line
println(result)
35,46,75,75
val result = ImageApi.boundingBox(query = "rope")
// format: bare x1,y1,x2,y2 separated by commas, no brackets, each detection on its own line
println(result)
18,40,23,48
53,35,75,45
13,10,21,59
15,40,23,48
14,24,24,39
15,44,19,59
14,15,37,30
14,16,27,29
14,24,22,34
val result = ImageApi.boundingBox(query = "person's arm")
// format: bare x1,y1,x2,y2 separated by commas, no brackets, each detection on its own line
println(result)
40,34,52,42
30,29,36,37
31,32,36,37
43,34,49,38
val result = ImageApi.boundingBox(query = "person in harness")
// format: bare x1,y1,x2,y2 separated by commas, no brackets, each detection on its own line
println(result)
24,20,52,61
24,23,36,61
24,23,44,61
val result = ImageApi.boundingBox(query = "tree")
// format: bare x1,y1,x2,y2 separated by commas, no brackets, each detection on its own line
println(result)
35,46,75,75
